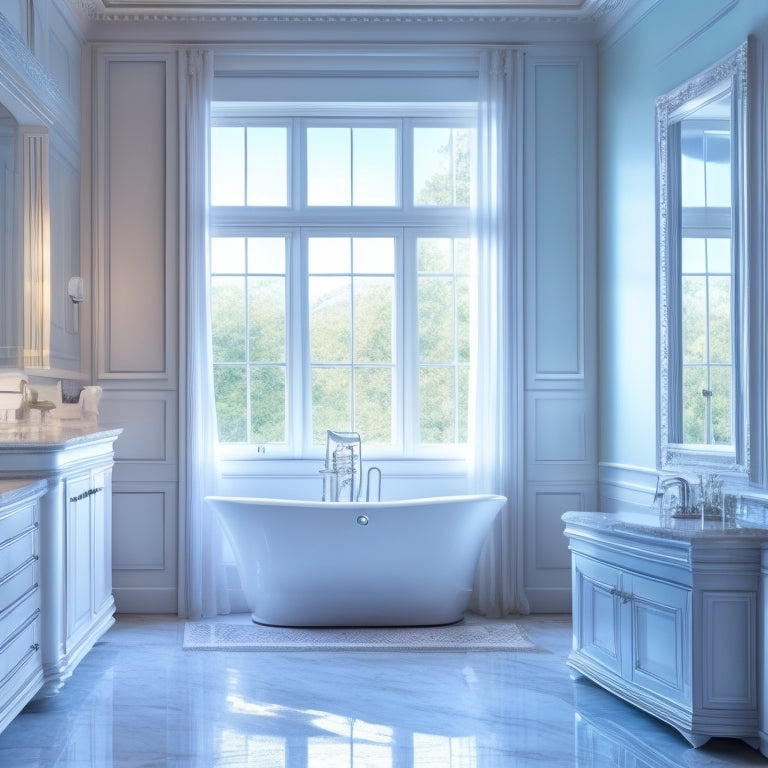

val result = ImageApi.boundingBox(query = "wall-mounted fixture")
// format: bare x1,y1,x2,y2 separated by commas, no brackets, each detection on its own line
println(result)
67,277,84,303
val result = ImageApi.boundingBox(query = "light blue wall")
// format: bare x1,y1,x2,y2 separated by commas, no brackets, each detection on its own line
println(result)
598,0,768,476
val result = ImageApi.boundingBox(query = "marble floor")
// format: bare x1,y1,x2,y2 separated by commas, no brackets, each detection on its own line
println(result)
0,614,765,767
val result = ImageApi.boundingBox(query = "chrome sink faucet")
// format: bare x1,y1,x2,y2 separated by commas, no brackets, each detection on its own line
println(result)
658,476,691,512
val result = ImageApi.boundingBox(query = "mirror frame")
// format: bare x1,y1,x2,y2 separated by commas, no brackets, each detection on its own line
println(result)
656,41,749,476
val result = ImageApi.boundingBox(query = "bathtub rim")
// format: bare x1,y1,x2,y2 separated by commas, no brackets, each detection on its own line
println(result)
205,493,507,508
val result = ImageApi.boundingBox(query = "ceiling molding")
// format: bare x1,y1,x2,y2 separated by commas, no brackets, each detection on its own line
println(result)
62,0,627,24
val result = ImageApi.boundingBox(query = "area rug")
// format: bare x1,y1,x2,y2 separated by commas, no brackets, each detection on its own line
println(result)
183,614,538,652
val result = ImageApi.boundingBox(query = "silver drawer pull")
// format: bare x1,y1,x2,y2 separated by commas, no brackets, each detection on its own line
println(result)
0,524,39,553
69,487,103,503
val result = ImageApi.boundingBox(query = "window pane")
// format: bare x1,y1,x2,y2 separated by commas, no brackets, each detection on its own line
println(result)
246,127,288,206
419,367,455,443
307,127,350,205
413,127,472,207
681,238,705,273
354,277,393,364
211,127,245,206
707,237,731,273
455,237,471,272
312,368,351,443
708,275,732,364
417,238,452,272
704,131,731,207
355,367,393,443
457,275,470,363
309,276,351,362
250,366,285,443
458,366,469,442
419,277,454,363
214,366,247,442
211,277,246,362
353,238,394,274
352,127,396,206
248,277,285,362
710,365,732,444
681,276,706,364
453,128,473,206
681,133,705,208
308,238,351,273
212,237,246,274
247,237,286,274
682,365,706,444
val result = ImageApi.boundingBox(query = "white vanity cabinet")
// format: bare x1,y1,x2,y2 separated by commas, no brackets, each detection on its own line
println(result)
563,511,768,753
0,479,47,733
62,465,113,666
0,426,121,696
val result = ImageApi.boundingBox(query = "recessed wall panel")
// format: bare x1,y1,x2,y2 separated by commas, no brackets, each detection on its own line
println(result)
532,62,582,378
533,491,579,570
112,491,166,570
106,60,166,374
534,397,586,462
98,395,169,462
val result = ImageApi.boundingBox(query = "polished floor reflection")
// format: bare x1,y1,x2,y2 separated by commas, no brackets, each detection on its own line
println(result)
0,614,765,767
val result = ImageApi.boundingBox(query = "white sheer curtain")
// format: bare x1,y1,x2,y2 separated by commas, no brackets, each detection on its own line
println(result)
179,48,229,619
469,48,529,617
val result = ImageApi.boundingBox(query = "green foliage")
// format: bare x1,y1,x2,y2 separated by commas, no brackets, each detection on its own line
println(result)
681,267,733,446
415,128,472,206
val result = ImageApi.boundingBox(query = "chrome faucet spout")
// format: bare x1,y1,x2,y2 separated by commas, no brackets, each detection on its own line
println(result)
659,476,690,511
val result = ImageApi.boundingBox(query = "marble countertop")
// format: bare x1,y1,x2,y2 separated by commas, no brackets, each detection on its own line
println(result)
0,422,122,448
562,508,768,542
0,477,48,504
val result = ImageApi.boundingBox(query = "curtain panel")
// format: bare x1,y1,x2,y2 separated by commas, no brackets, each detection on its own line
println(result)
179,48,228,619
469,48,529,616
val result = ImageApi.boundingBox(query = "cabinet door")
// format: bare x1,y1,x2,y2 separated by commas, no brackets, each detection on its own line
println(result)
573,555,622,675
91,469,112,616
625,573,690,704
65,473,94,648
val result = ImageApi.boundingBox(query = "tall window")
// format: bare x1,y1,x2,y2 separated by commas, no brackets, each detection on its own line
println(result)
209,107,475,458
679,111,732,445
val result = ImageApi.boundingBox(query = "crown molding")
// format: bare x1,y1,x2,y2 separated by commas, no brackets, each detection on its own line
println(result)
63,0,625,24
0,13,62,125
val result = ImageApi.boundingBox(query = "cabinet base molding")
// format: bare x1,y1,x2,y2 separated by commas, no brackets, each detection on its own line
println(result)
38,599,115,697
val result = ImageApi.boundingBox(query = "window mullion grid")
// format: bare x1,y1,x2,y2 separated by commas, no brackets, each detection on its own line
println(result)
243,242,253,444
401,230,418,455
297,230,313,458
452,242,460,444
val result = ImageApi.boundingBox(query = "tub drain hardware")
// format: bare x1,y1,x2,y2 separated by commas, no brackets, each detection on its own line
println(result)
356,514,369,526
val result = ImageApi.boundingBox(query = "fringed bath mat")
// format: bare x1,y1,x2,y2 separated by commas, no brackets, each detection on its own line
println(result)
183,614,538,652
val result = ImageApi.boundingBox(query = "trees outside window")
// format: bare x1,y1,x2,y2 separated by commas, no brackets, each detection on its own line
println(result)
210,109,475,457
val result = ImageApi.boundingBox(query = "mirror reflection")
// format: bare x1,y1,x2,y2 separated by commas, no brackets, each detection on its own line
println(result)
656,42,748,475
679,93,732,447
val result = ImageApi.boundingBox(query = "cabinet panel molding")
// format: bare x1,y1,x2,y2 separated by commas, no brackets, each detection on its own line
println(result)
98,391,175,464
93,50,178,382
112,490,166,571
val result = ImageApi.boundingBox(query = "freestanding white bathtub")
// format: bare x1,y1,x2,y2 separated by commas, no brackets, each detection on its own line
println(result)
205,494,506,627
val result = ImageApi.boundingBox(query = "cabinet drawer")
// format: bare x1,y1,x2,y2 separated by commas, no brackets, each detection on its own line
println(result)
0,526,37,580
0,556,38,618
0,593,40,686
0,503,36,545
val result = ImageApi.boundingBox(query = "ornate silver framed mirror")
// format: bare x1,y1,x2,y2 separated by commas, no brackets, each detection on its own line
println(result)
656,41,749,475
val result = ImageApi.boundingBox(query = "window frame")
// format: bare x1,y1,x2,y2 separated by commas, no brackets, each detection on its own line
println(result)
210,104,476,462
